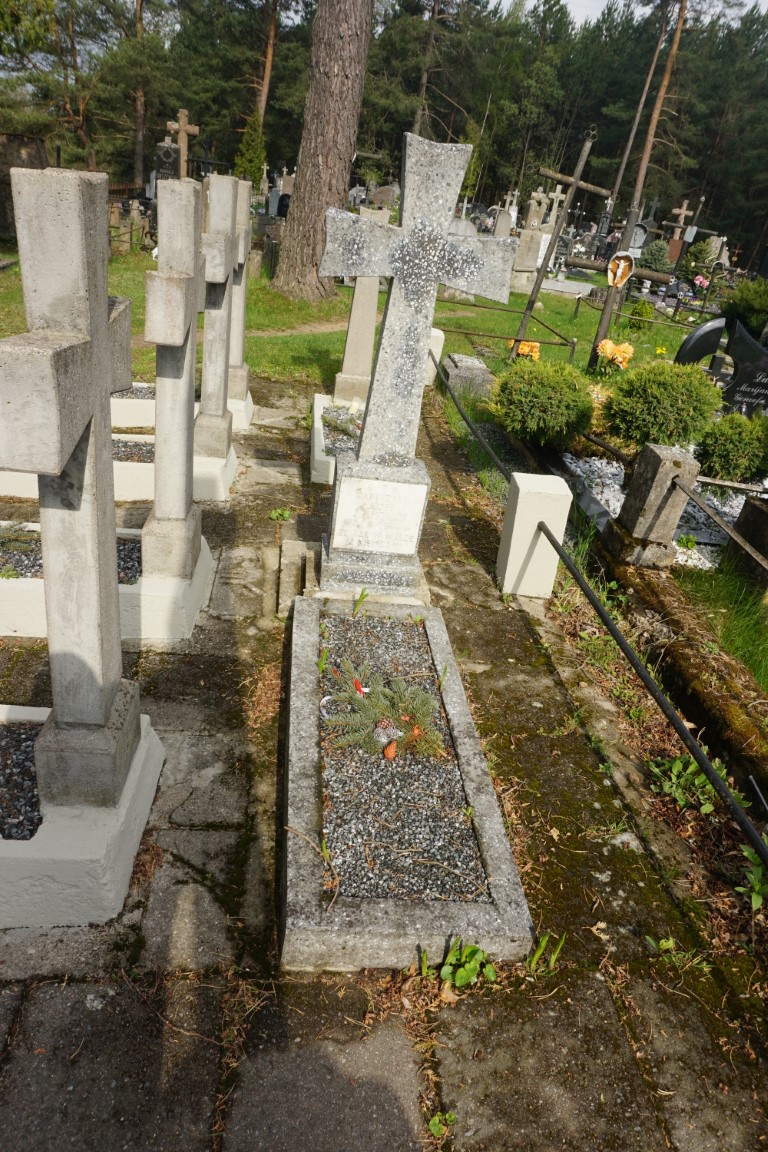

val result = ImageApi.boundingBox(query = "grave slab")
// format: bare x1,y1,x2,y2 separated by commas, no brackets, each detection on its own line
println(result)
0,708,164,929
282,597,533,970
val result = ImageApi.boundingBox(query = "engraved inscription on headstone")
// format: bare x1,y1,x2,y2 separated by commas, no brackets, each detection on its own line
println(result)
332,478,428,554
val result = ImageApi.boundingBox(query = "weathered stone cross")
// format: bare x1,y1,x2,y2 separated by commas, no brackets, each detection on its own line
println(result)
671,199,693,239
166,108,199,178
317,133,514,602
320,132,514,463
0,169,140,806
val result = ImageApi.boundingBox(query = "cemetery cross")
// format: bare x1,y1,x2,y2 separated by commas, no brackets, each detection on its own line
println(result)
670,199,693,239
166,109,200,178
0,168,139,806
228,179,253,404
320,132,514,463
143,177,203,579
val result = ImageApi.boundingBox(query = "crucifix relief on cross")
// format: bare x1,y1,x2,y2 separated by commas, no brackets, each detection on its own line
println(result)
166,109,199,178
317,132,514,602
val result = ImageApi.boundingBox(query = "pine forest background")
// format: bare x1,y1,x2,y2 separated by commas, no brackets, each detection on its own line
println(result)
2,0,768,263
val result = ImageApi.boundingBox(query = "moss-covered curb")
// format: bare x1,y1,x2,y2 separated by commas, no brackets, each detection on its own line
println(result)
599,547,768,791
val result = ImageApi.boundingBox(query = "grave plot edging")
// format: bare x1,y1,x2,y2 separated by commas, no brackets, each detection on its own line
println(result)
310,393,362,486
281,595,534,972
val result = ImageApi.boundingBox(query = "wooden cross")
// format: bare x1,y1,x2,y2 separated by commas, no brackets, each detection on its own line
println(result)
538,165,611,200
670,199,693,239
731,242,743,265
0,168,139,805
166,109,200,178
320,132,514,462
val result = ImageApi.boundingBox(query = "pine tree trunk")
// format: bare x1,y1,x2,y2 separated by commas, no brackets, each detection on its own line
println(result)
257,0,278,121
271,0,374,301
133,0,145,187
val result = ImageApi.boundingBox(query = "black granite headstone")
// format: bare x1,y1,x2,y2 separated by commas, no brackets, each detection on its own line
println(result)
155,141,180,181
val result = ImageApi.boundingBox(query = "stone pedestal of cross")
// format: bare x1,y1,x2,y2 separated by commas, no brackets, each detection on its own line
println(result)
0,169,150,806
228,179,253,406
194,173,238,462
318,132,514,602
166,109,199,178
143,178,206,580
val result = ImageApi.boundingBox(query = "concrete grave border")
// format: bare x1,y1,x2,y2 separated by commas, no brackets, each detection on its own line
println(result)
0,439,238,502
282,595,533,971
0,706,164,929
111,388,254,432
0,525,214,641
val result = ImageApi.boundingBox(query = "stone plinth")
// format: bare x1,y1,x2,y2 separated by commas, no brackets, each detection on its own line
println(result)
603,444,700,568
441,353,494,399
726,497,768,592
497,474,572,597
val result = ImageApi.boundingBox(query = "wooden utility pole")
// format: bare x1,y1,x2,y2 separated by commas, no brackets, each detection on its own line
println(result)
589,0,688,369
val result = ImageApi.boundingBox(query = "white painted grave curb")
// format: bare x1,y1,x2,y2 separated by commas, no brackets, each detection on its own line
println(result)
111,388,254,431
0,709,165,929
0,526,215,640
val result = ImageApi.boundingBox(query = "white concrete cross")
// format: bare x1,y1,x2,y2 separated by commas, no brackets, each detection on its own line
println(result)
671,199,693,239
166,108,199,178
228,179,253,404
0,168,139,806
144,178,203,579
194,173,239,460
320,132,514,462
547,183,566,220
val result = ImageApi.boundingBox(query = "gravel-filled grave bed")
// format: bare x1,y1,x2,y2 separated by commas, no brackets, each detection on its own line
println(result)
113,384,156,400
318,613,491,903
112,439,155,463
0,529,142,584
0,723,42,840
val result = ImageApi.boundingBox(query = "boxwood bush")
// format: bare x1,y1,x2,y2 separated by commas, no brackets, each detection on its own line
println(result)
695,412,768,481
492,360,593,448
604,362,721,447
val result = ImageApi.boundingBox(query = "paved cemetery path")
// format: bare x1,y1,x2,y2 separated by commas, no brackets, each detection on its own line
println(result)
0,376,765,1151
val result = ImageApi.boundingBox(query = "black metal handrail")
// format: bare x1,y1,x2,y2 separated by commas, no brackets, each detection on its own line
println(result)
430,351,513,482
673,477,768,577
537,520,768,869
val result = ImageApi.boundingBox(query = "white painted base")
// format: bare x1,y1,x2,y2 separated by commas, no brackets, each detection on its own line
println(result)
425,328,445,388
496,473,572,598
0,443,238,503
310,393,363,486
110,389,254,431
0,711,165,929
0,527,215,640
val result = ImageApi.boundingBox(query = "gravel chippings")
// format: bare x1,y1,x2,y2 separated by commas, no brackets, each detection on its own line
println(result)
112,439,155,463
563,451,766,570
113,384,156,399
319,613,491,903
0,723,42,840
0,533,142,585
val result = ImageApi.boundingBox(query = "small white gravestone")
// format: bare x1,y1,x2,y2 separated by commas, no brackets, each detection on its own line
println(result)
227,178,254,423
318,132,514,603
142,177,214,628
0,168,164,928
334,205,388,405
194,173,238,483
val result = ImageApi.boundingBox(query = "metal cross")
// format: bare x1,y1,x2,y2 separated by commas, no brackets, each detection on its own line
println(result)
319,132,513,462
166,109,200,178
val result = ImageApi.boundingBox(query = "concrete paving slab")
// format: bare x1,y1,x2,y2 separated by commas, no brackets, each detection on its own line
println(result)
140,830,238,970
224,1018,422,1152
253,406,300,430
627,978,768,1150
437,971,666,1152
209,544,267,618
0,979,222,1151
149,731,250,828
0,921,136,981
240,459,301,489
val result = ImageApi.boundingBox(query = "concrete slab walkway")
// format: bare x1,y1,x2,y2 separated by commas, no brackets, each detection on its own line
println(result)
0,374,765,1150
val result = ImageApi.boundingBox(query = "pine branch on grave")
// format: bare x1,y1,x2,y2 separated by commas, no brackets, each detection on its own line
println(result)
321,408,360,439
323,659,445,760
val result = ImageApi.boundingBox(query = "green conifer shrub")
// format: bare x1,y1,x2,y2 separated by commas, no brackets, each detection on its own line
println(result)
695,412,768,481
604,362,721,447
492,361,594,448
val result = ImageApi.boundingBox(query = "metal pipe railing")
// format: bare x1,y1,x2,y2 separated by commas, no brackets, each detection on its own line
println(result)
537,519,768,869
430,351,513,481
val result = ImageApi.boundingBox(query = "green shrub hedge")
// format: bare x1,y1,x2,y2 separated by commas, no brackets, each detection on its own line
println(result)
627,299,655,333
492,360,593,448
604,362,721,447
695,412,768,481
719,277,768,340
